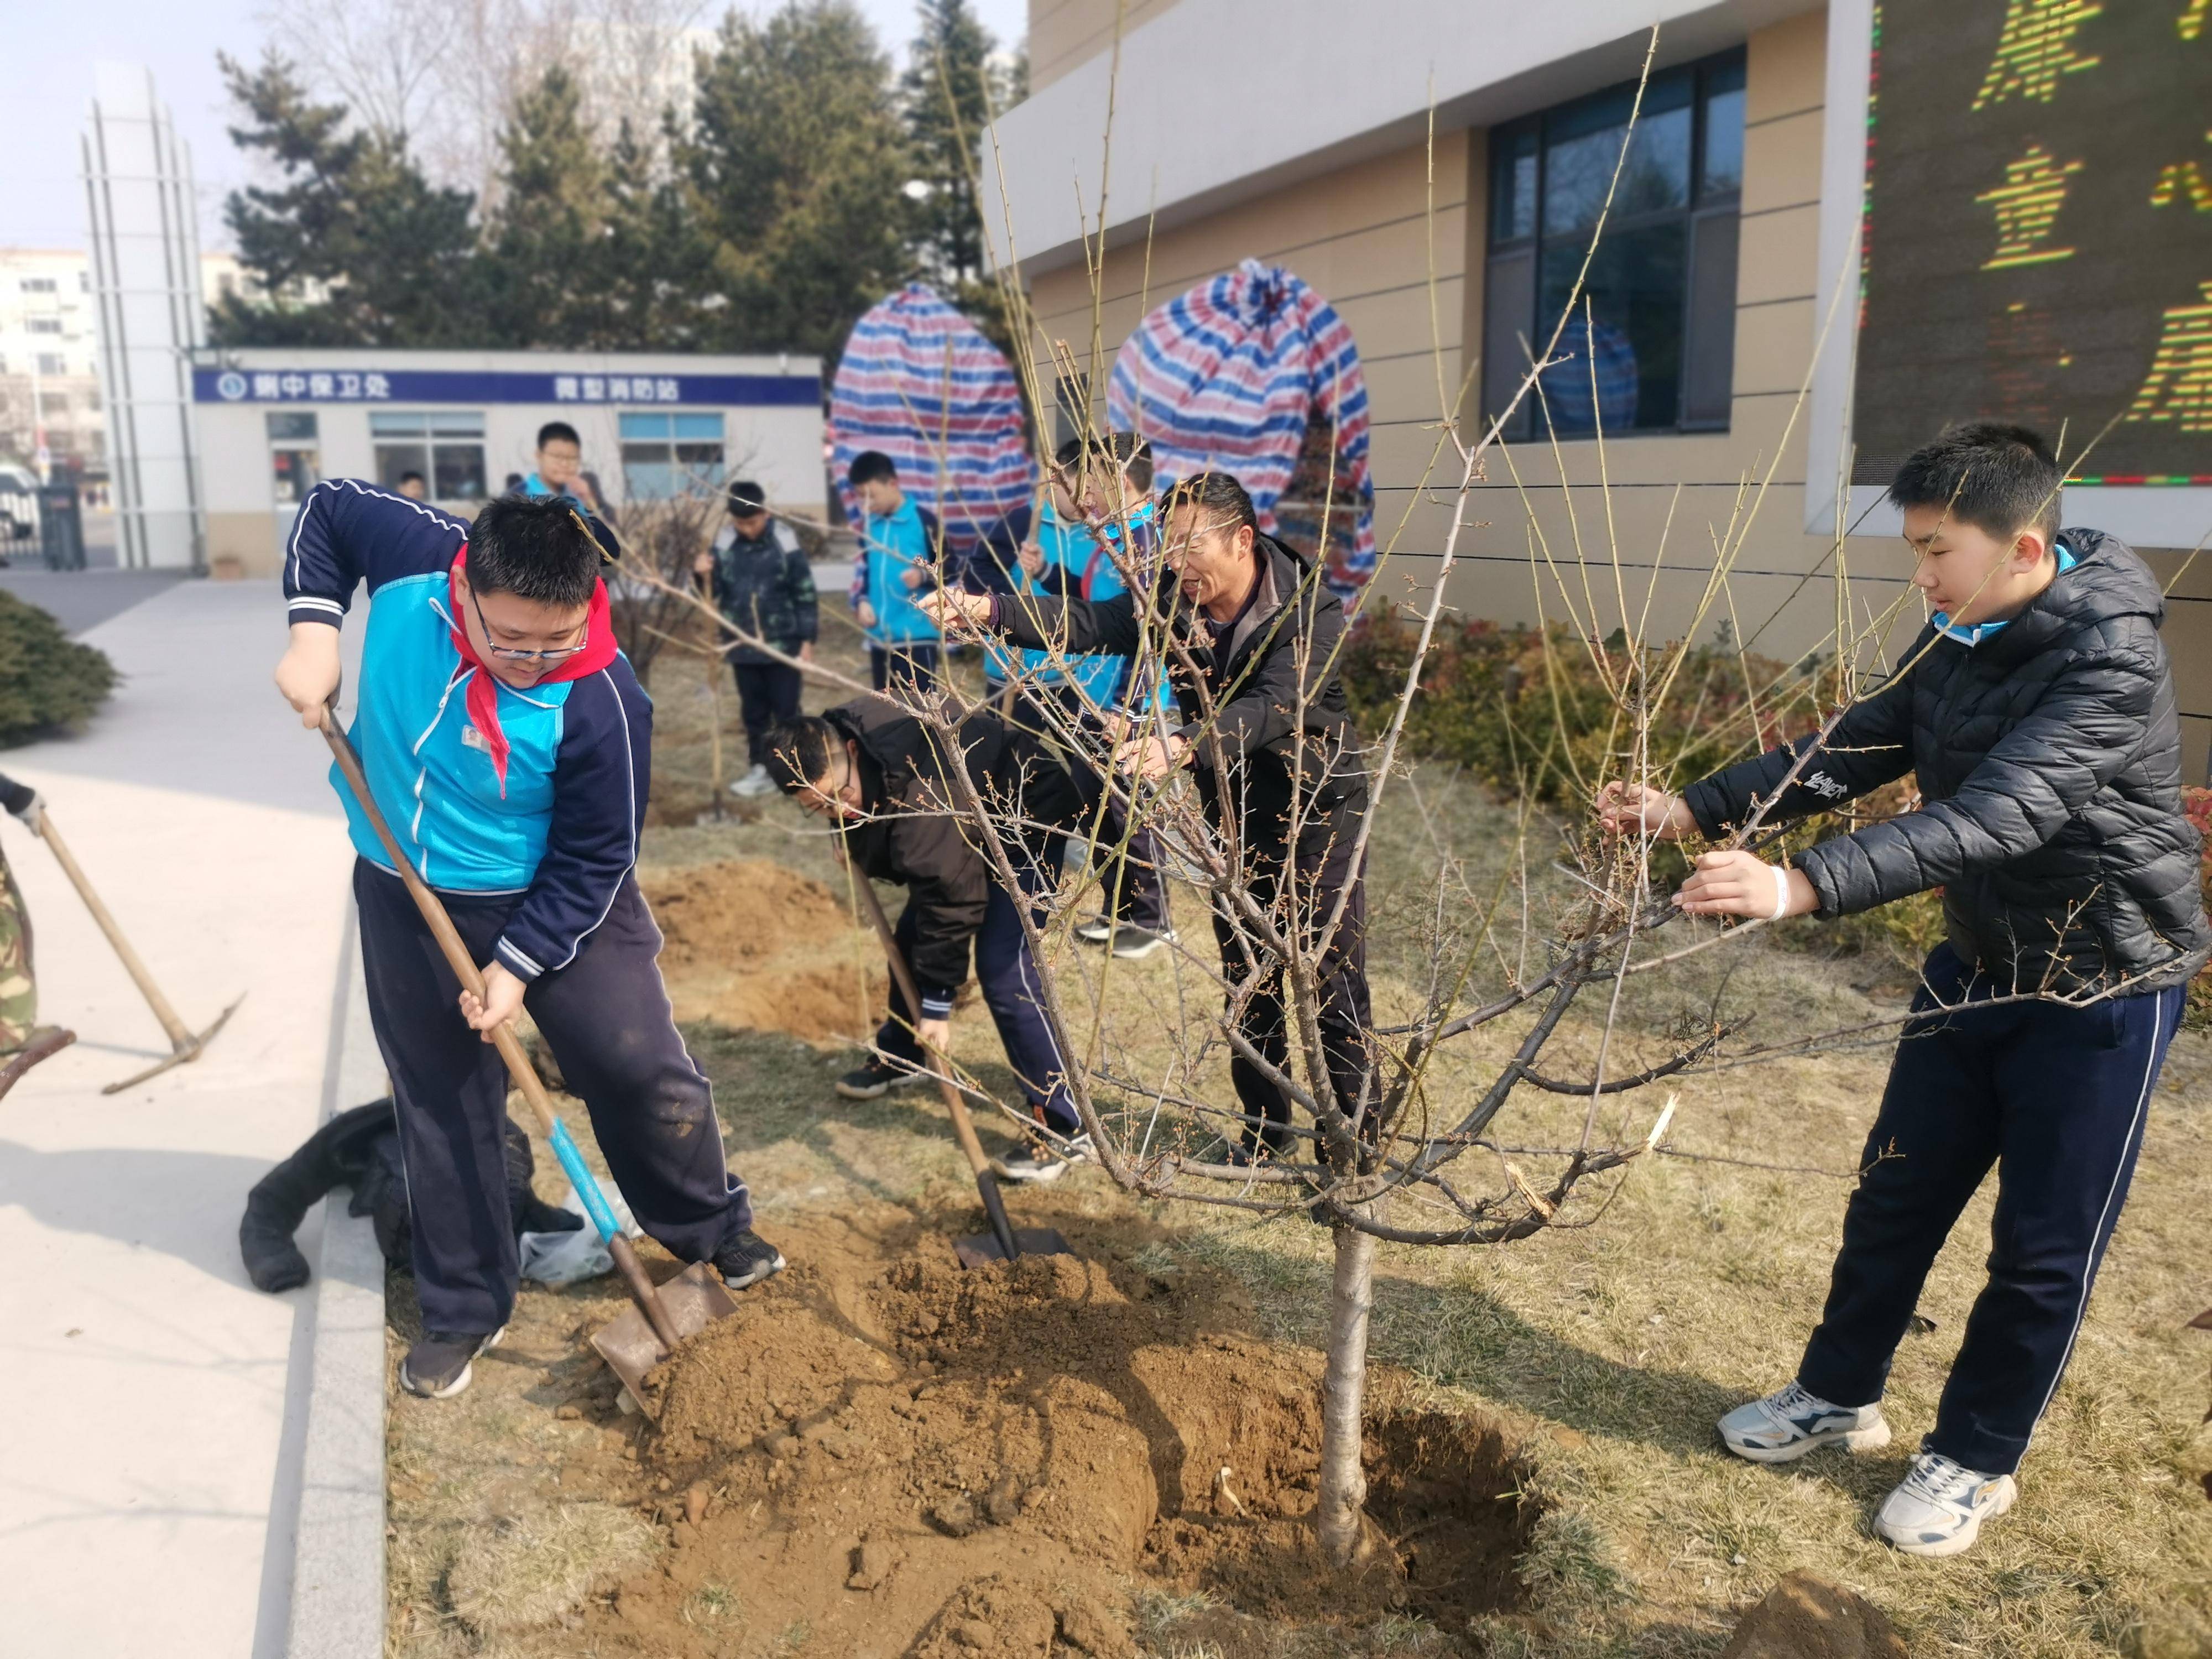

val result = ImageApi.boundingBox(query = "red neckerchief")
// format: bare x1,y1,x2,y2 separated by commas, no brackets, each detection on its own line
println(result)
446,544,618,796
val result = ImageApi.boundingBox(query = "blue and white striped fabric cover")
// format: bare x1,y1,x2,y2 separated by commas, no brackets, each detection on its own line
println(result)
828,283,1035,554
1105,258,1375,598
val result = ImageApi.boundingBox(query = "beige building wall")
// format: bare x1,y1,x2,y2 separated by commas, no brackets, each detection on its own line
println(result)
1018,7,2211,777
1029,0,1185,91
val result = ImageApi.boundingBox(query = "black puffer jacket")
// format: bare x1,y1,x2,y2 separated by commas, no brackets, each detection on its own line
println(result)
995,533,1367,848
1685,529,2210,995
825,696,1086,1008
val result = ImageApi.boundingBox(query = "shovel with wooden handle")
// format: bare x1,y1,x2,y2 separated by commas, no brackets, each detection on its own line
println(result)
25,807,242,1094
842,862,1070,1268
317,709,737,1413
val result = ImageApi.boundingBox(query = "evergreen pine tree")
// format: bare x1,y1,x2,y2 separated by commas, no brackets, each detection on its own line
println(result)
679,1,911,362
210,53,486,347
899,1,1027,362
901,0,995,286
482,67,619,347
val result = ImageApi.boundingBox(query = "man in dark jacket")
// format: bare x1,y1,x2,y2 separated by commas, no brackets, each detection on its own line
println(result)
693,480,818,797
1599,423,2210,1558
922,469,1375,1163
763,696,1091,1180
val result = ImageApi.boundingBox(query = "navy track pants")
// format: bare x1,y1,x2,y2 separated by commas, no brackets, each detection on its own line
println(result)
875,848,1079,1134
1797,942,2182,1474
354,860,753,1334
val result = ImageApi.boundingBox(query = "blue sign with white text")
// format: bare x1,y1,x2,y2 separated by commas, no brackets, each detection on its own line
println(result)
192,367,820,408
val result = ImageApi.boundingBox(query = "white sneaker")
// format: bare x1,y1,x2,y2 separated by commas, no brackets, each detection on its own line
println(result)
1874,1451,2016,1557
1073,915,1115,945
731,764,775,798
1717,1380,1892,1464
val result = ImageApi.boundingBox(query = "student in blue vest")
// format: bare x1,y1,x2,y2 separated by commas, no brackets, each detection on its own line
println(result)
519,421,609,521
846,451,945,695
272,482,781,1401
1009,432,1175,958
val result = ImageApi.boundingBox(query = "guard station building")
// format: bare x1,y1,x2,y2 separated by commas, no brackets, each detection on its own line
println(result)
189,348,823,576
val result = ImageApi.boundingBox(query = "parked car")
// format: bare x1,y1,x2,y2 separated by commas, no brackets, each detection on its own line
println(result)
0,465,40,544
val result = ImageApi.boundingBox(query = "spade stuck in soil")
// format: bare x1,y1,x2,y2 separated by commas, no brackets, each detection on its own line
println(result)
845,860,1071,1268
320,711,740,1412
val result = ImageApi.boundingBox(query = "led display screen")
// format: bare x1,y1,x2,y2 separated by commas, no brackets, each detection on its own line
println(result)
1852,1,2212,486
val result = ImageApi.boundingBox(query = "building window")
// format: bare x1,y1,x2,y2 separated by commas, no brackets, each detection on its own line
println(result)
370,410,488,500
35,353,66,377
620,412,724,499
20,278,57,294
27,318,62,335
1483,48,1745,440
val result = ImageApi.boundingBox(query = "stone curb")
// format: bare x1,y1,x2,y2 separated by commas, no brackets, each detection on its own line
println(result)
284,911,388,1658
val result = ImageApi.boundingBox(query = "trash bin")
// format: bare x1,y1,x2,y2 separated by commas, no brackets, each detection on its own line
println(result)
36,484,84,571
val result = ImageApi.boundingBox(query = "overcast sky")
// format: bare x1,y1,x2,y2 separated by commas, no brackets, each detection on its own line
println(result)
1,0,1030,251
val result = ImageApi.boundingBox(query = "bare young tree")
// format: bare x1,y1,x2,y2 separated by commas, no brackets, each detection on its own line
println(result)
611,22,2189,1582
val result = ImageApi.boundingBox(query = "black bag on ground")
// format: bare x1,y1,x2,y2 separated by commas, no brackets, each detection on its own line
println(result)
238,1098,582,1292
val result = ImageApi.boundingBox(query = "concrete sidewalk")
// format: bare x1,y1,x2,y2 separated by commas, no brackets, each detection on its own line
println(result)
0,580,366,1658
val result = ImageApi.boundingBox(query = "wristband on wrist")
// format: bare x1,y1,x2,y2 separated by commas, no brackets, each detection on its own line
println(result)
1768,863,1791,921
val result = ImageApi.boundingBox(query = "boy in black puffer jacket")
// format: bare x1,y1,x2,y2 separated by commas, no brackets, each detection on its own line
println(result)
693,481,818,798
1599,423,2209,1559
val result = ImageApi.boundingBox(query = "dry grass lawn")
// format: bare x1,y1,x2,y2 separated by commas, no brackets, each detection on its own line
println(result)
384,635,2212,1659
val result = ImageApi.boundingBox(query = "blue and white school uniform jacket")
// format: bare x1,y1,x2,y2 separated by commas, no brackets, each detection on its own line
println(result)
283,478,650,985
849,499,945,647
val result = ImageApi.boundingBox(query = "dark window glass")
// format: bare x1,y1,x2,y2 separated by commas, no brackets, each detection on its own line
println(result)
1683,213,1740,426
266,411,318,442
1491,126,1538,243
1698,58,1747,200
1538,221,1687,431
1483,47,1746,440
432,442,487,500
374,442,430,492
1481,247,1537,431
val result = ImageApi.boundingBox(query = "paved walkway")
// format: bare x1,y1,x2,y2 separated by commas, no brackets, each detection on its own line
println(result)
0,580,364,1658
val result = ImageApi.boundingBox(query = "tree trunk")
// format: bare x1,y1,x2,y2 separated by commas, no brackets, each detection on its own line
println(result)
1316,1217,1379,1567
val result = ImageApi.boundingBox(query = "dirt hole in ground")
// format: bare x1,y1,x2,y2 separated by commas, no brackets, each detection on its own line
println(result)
643,859,880,1043
587,1211,1538,1658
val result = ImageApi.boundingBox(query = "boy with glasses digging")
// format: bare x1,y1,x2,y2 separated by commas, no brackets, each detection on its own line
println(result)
272,481,781,1400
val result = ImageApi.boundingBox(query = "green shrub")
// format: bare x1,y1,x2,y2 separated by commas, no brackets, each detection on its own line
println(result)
1339,615,1818,806
1342,614,1942,966
0,589,117,747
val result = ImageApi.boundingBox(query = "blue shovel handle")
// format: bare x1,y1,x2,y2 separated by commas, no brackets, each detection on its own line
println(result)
546,1119,625,1244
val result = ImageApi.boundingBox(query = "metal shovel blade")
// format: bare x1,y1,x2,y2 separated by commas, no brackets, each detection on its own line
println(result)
952,1227,1075,1269
100,994,244,1095
589,1259,742,1417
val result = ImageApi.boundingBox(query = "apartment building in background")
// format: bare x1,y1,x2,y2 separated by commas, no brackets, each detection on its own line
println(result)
0,246,248,488
989,0,2212,775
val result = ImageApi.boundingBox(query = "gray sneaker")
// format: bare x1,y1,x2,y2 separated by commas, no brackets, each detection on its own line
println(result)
731,764,776,798
993,1130,1094,1184
1873,1451,2016,1557
1718,1380,1891,1463
1109,924,1177,961
1073,915,1116,945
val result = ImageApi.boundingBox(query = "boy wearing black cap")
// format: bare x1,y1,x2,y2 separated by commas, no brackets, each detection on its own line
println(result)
693,481,818,797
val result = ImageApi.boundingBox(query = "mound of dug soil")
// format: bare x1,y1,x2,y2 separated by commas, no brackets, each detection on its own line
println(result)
585,1209,1538,1658
643,859,879,1042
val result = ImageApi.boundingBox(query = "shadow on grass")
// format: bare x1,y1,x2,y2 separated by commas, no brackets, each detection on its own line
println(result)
1170,1223,1868,1474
